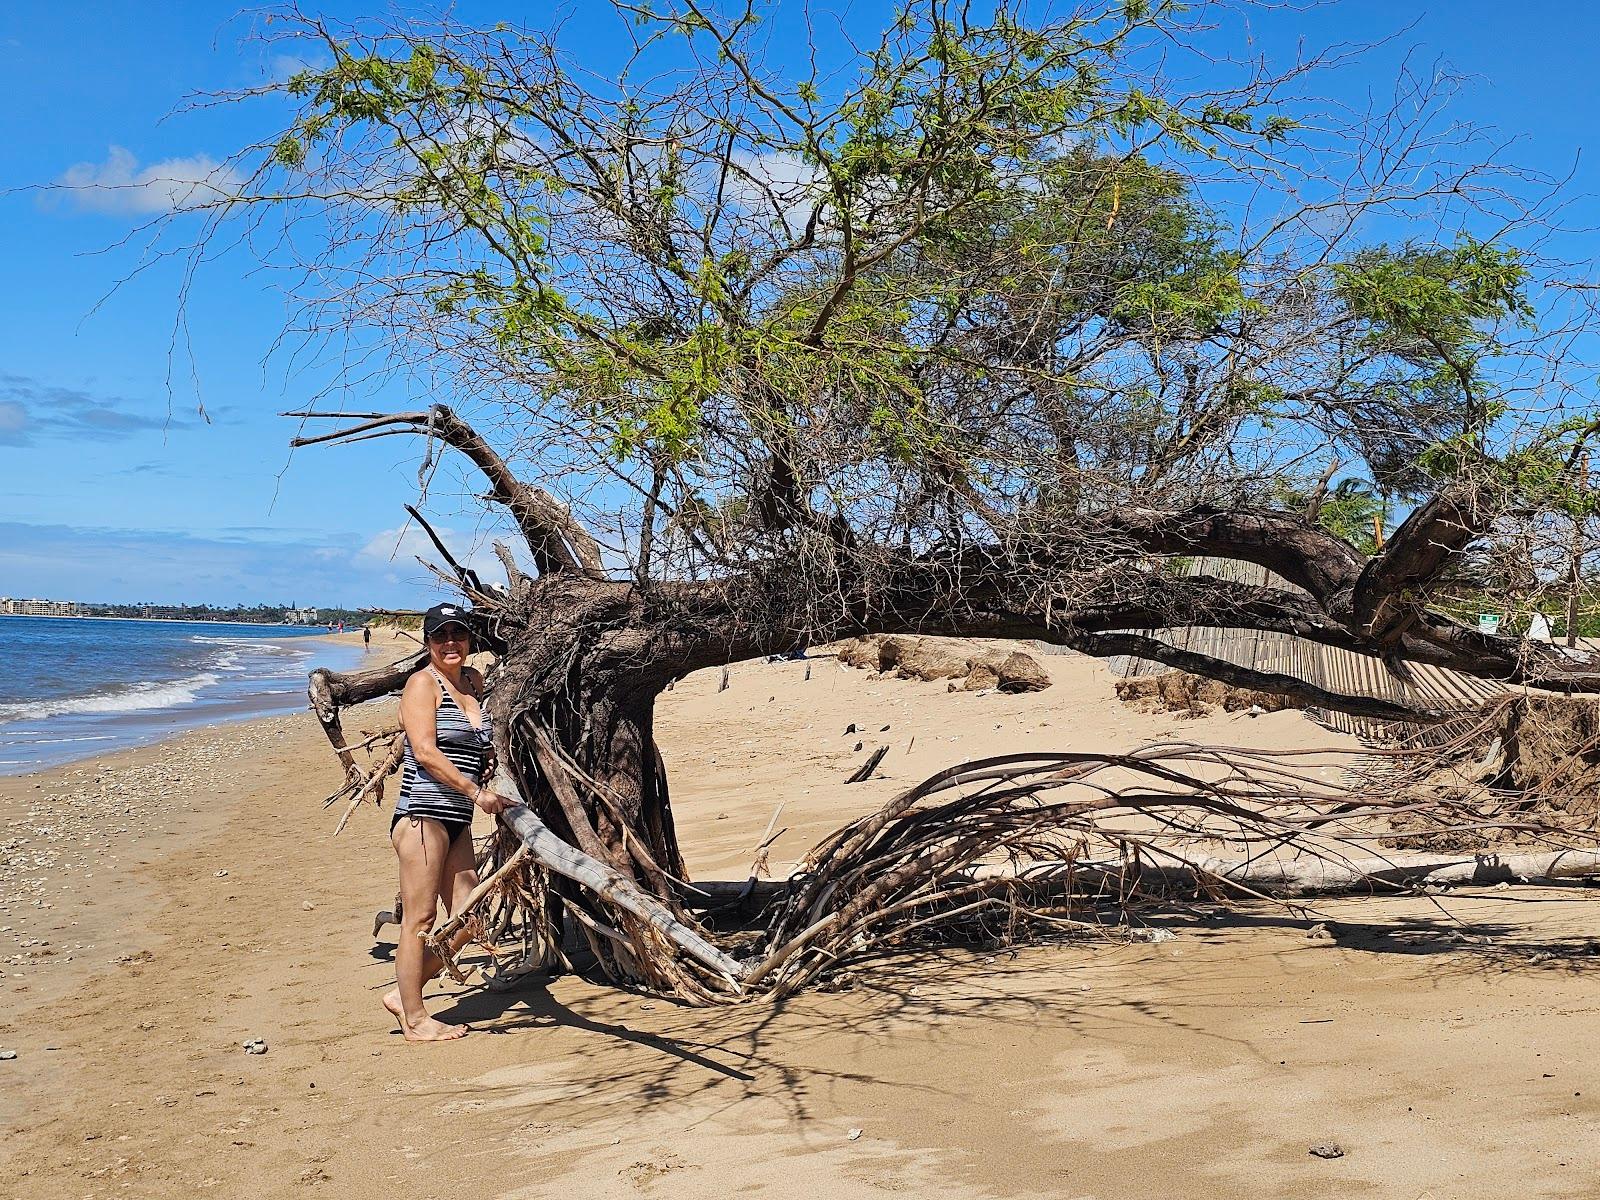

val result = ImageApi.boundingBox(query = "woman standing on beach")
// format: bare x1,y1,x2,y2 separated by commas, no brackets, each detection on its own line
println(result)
382,602,511,1042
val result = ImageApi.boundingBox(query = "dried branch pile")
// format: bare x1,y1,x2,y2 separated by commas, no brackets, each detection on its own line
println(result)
334,693,1600,1004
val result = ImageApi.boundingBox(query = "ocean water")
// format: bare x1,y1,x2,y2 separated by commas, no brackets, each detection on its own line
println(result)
0,616,367,775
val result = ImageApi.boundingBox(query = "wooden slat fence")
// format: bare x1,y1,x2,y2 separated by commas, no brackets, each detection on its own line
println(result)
1102,558,1508,741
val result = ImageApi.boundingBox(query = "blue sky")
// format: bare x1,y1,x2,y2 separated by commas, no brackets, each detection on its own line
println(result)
0,1,1595,606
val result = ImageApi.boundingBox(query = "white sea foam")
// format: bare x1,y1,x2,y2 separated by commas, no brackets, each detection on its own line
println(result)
0,671,221,723
13,734,118,746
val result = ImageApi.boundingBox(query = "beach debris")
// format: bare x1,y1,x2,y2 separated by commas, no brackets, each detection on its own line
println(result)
836,635,1051,692
0,1049,16,1061
718,665,730,693
1139,928,1178,944
372,905,400,938
844,722,857,734
845,745,889,783
853,741,863,752
214,869,229,878
1305,923,1333,942
1308,1142,1345,1159
847,1128,863,1141
965,662,1000,691
301,901,316,911
879,724,891,732
242,1039,268,1055
1117,672,1298,718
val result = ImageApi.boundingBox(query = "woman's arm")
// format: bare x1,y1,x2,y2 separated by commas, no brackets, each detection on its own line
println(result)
400,671,507,814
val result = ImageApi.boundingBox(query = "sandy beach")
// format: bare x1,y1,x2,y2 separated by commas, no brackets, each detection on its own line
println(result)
5,645,1600,1199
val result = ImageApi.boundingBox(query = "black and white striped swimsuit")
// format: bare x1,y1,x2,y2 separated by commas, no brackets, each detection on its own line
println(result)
394,668,493,839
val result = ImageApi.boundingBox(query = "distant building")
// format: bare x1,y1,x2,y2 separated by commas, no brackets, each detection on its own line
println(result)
284,606,320,625
0,597,81,617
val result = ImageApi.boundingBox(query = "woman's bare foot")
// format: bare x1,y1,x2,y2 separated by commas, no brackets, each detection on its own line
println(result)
405,1015,468,1042
382,990,467,1042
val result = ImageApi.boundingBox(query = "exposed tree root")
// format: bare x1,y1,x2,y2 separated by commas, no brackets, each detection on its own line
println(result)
370,720,1600,1004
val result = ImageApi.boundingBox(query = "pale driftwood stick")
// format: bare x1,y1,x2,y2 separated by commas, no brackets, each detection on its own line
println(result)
1183,846,1600,894
690,843,1600,913
342,724,404,754
492,774,748,988
332,733,407,835
968,847,1600,895
752,802,786,853
425,844,533,960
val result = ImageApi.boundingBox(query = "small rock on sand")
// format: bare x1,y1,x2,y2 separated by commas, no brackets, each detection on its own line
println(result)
0,1049,17,1061
1308,1142,1345,1159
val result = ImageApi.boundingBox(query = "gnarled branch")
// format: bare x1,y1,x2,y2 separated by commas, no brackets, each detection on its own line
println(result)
288,405,604,577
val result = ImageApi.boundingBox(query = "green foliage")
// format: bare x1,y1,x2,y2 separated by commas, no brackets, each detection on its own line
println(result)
1421,410,1600,518
241,1,1580,571
1273,476,1384,555
1333,237,1531,370
1323,238,1535,494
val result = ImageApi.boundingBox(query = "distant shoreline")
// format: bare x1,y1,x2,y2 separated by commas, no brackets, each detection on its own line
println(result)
0,613,343,629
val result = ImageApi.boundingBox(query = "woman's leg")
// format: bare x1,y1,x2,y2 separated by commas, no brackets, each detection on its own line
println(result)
385,817,465,1041
440,823,482,937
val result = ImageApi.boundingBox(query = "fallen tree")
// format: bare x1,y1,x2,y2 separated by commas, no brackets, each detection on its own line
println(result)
155,3,1600,998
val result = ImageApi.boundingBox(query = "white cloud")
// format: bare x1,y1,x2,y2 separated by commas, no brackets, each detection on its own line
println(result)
725,149,825,228
0,401,26,442
269,52,330,81
55,146,243,216
358,525,440,567
358,523,517,584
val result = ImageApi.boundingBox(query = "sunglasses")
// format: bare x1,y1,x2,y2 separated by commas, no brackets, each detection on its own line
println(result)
427,627,470,643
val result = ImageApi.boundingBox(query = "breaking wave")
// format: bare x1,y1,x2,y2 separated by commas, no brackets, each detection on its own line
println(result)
0,672,221,723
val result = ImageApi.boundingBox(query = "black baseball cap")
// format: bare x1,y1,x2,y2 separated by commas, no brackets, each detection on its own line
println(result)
422,602,472,639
